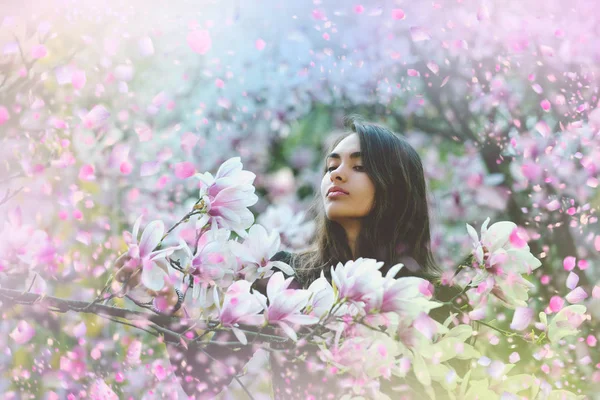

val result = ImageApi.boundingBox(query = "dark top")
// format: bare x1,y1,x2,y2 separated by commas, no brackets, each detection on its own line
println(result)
166,251,467,399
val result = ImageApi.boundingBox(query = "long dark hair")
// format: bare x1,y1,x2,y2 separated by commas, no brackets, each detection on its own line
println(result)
293,116,441,287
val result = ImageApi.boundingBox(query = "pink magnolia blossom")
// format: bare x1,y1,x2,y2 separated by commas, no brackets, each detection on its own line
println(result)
179,229,236,306
330,258,385,308
466,218,541,308
214,280,266,345
366,263,440,319
260,271,319,341
230,224,294,282
305,272,335,318
195,157,258,237
122,216,179,292
0,207,56,278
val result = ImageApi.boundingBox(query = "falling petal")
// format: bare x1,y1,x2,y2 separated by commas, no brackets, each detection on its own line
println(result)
410,27,431,42
540,99,551,111
510,307,533,330
78,164,95,181
0,106,9,125
31,44,48,59
566,272,579,290
174,162,196,179
140,161,161,177
563,256,576,271
565,287,588,304
426,62,439,74
392,9,405,20
255,38,266,50
549,296,564,313
187,30,212,54
10,320,35,344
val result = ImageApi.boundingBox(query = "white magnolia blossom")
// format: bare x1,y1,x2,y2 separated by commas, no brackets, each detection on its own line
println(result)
466,218,542,308
195,157,259,238
229,224,294,282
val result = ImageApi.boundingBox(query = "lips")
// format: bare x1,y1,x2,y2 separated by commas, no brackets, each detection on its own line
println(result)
327,187,349,196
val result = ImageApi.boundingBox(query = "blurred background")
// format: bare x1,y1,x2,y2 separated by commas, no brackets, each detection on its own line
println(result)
1,0,600,398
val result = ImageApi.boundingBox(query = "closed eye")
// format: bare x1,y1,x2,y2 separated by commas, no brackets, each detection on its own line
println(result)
326,166,365,172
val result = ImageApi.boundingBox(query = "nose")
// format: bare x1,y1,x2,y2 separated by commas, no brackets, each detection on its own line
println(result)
329,166,346,182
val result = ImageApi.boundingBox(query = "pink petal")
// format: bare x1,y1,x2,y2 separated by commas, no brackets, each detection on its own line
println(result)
549,296,564,313
407,69,420,77
592,286,600,299
535,121,550,137
354,5,364,14
255,39,266,51
510,307,533,331
410,27,431,42
71,69,86,89
563,256,576,271
565,287,588,304
413,313,437,340
566,272,579,290
187,30,212,54
10,320,36,344
587,335,597,347
91,348,102,360
78,164,95,181
540,99,551,111
391,9,405,20
595,236,600,252
173,162,196,179
31,44,47,59
140,161,161,177
540,45,554,57
509,227,528,248
426,62,439,74
83,105,110,129
509,352,520,363
73,322,87,338
0,106,10,125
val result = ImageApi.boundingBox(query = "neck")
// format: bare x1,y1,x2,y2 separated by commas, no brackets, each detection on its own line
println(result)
339,219,361,259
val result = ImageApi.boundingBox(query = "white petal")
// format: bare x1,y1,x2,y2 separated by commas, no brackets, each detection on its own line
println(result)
231,327,248,345
141,261,167,291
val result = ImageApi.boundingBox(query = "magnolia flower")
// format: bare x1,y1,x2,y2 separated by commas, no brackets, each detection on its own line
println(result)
305,271,336,319
259,271,319,341
214,280,266,345
195,157,258,237
230,224,294,282
466,218,541,308
366,263,441,319
257,203,316,251
330,258,386,309
0,207,56,275
177,228,237,305
118,216,179,292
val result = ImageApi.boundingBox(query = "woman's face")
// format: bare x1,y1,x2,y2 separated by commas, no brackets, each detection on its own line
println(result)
320,133,376,222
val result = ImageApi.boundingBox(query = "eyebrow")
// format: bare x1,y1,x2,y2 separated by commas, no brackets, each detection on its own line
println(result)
325,151,362,161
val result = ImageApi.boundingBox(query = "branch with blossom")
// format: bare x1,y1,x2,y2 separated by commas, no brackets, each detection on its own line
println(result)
1,157,590,399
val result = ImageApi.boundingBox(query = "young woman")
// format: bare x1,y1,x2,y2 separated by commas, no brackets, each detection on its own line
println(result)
166,117,463,399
